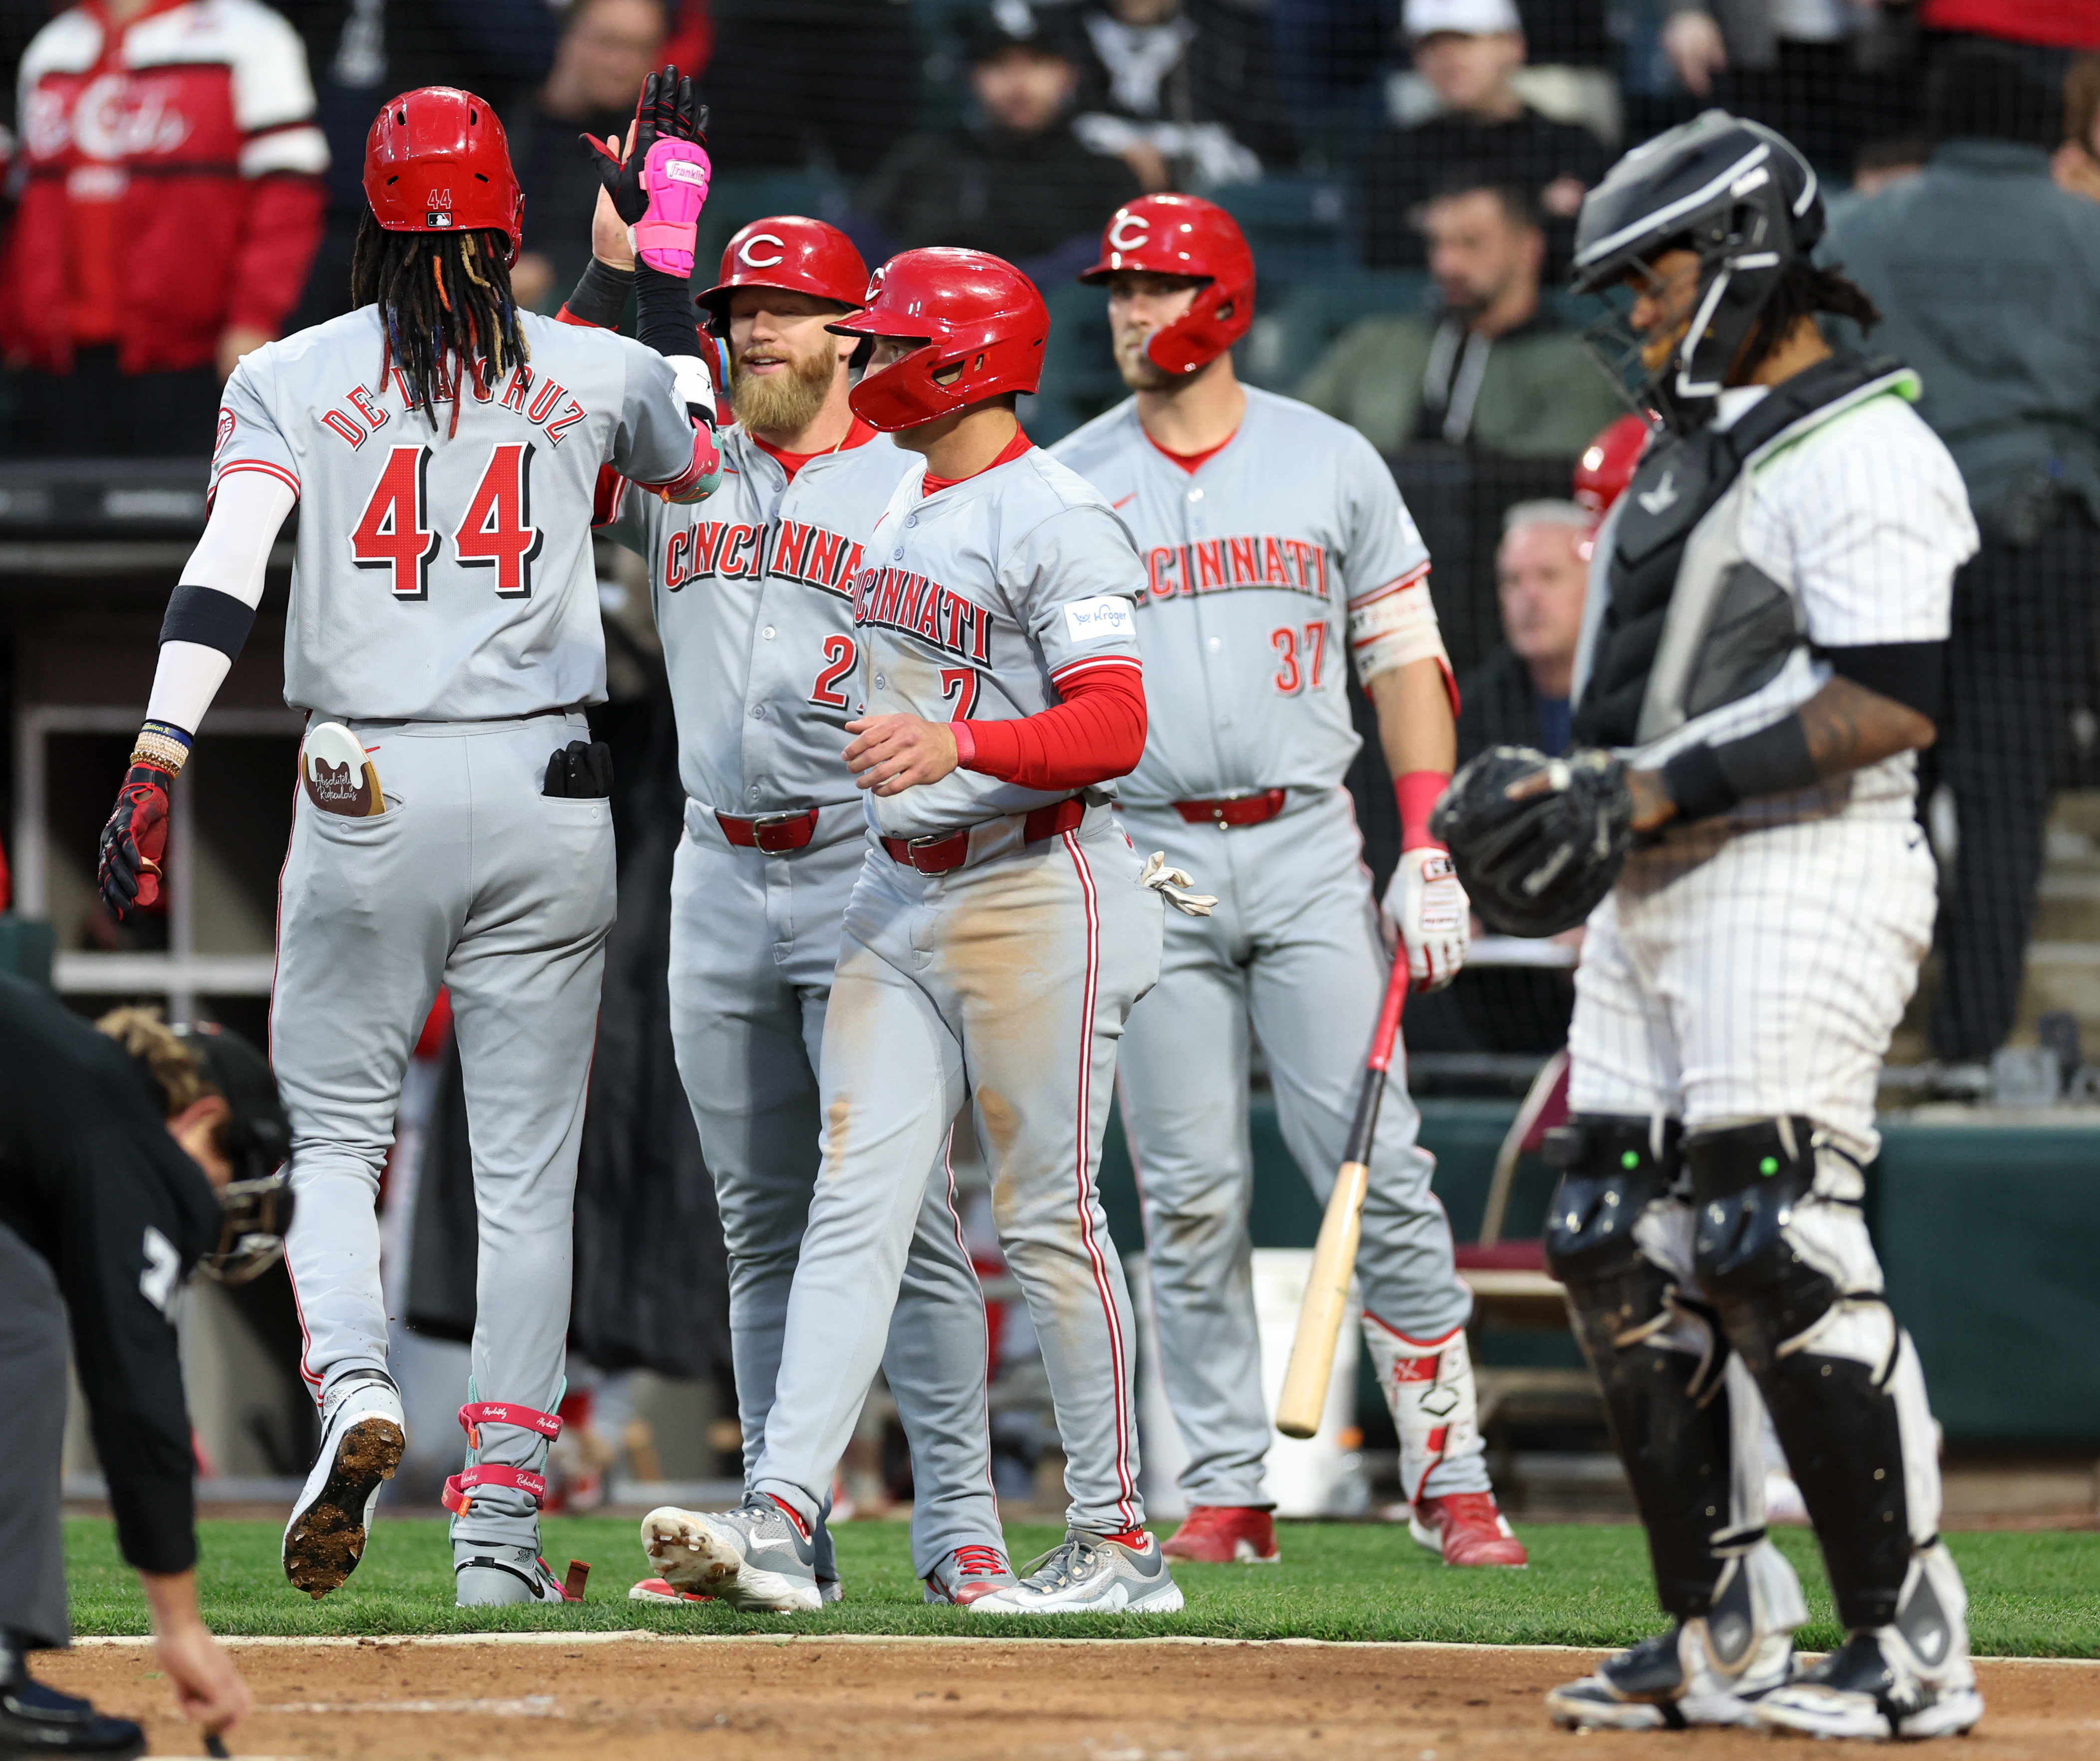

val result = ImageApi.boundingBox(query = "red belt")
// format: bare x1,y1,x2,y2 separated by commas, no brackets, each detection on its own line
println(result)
881,796,1086,875
716,807,820,853
1172,789,1287,828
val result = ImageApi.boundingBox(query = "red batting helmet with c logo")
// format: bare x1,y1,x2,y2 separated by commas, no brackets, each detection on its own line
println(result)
695,216,871,333
1573,413,1655,516
827,248,1049,433
1079,194,1256,376
363,87,522,261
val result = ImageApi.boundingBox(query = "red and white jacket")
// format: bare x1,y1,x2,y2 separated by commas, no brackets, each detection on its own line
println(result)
0,0,328,377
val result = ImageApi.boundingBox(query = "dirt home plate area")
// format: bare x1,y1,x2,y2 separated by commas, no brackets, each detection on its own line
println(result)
44,1636,2100,1761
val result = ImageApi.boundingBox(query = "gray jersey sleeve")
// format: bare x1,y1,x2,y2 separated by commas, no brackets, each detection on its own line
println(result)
1334,428,1432,610
610,341,701,488
1012,503,1145,686
211,352,302,503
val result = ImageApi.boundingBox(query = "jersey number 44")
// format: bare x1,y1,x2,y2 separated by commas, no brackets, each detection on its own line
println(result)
352,442,545,601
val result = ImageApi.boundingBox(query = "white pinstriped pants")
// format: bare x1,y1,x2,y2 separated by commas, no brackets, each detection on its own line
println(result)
1569,813,1936,1158
751,804,1165,1536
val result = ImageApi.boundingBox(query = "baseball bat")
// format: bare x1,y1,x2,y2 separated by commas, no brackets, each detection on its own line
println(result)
1275,955,1409,1440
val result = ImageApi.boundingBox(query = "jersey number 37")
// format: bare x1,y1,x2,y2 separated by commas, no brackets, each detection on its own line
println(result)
352,442,545,601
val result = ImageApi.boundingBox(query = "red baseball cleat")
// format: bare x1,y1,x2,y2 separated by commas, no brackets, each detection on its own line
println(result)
1410,1492,1528,1567
1160,1505,1280,1564
628,1576,712,1604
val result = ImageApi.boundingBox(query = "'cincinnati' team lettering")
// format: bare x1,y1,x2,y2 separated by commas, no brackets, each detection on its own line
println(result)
662,515,865,595
851,564,994,664
1140,534,1329,606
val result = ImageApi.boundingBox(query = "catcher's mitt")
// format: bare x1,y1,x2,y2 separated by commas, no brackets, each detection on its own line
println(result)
1429,745,1633,937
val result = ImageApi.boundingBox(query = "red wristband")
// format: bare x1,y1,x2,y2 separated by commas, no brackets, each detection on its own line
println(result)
950,720,977,769
1395,770,1449,852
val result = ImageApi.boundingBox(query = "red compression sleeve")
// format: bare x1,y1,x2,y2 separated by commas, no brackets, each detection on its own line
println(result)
1395,769,1450,852
954,664,1147,791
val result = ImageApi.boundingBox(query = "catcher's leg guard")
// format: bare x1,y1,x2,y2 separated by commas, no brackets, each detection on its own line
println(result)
1689,1118,1949,1633
1546,1114,1741,1618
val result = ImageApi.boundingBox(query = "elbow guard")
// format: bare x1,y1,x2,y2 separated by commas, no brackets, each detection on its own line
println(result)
1349,571,1456,711
1821,641,1946,724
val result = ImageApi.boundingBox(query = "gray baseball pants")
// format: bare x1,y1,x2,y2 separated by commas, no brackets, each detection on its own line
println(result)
753,805,1163,1537
669,799,1001,1577
276,710,614,1551
1116,788,1487,1508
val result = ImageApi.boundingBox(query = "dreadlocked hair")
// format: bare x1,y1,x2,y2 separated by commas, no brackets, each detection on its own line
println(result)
1742,260,1882,373
349,210,530,437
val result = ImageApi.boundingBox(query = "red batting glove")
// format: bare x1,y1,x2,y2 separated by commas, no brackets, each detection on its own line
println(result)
98,764,173,917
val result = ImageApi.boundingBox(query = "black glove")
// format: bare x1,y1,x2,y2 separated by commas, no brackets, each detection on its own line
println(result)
582,64,708,227
98,764,174,918
544,740,615,799
1430,745,1634,938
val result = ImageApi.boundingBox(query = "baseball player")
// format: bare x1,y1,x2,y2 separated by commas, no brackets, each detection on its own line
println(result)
94,79,722,1606
1051,196,1525,1569
563,211,1012,1607
1522,113,1982,1737
646,247,1196,1616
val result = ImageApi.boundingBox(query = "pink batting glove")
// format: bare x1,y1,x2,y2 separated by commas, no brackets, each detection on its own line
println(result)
633,137,711,278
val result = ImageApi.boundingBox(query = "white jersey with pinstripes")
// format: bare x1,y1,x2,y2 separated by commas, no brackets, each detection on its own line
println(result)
1598,378,1979,822
1051,386,1434,807
213,306,698,720
849,444,1146,840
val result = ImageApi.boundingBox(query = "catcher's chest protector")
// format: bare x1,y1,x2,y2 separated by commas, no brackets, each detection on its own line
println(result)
1574,353,1905,751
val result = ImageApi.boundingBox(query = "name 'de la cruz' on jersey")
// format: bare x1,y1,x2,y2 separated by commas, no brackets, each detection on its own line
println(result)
851,444,1147,842
599,427,920,815
213,305,702,721
1052,387,1438,806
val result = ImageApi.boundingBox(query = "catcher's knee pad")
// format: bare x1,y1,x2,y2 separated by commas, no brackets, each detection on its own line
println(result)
1546,1115,1738,1618
1687,1118,1914,1628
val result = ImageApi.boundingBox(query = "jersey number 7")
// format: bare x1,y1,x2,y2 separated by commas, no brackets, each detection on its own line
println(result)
352,443,545,601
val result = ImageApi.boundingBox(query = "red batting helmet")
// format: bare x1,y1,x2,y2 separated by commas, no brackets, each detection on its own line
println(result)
695,217,870,332
1078,194,1255,375
1572,413,1655,516
826,249,1049,433
363,87,523,262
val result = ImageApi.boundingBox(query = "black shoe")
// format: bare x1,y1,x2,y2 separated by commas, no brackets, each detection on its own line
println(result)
0,1675,146,1759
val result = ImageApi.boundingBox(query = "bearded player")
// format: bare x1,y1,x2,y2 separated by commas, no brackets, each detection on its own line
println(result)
561,209,1013,1608
645,248,1206,1615
1500,114,1981,1737
94,78,721,1606
1052,196,1524,1569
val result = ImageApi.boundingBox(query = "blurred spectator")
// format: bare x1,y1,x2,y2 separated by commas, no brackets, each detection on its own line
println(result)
1918,2,2100,60
2054,53,2100,202
1070,0,1293,190
1358,0,1607,272
0,0,328,457
1661,1,1921,174
861,4,1141,281
280,0,562,329
697,0,919,176
1456,500,1591,761
1296,181,1623,456
507,0,668,313
1826,46,2100,1065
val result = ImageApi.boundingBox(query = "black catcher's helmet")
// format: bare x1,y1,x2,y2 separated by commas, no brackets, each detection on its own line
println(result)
172,1020,294,1284
1571,110,1824,432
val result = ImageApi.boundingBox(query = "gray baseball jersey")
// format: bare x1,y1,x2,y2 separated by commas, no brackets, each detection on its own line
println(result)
598,425,917,813
1052,388,1492,1512
849,446,1147,839
1052,387,1431,806
215,306,697,720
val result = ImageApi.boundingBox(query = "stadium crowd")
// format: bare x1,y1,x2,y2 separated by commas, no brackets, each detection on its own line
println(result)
0,0,2097,1078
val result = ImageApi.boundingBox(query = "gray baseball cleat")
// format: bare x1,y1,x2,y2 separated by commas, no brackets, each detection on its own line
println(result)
282,1368,405,1598
454,1542,585,1606
1546,1621,1795,1729
923,1543,1018,1605
641,1497,823,1612
967,1530,1183,1615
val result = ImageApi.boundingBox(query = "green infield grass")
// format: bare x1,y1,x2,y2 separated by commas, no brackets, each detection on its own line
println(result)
60,1517,2100,1655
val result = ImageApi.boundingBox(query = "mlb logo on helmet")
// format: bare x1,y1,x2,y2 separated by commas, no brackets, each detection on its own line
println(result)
427,184,454,228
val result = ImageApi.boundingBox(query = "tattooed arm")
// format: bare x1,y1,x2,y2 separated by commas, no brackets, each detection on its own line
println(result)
1630,676,1938,832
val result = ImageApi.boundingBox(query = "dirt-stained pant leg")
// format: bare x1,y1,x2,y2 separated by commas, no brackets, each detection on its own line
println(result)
667,806,999,1576
753,808,1162,1537
1119,792,1484,1505
277,722,470,1404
